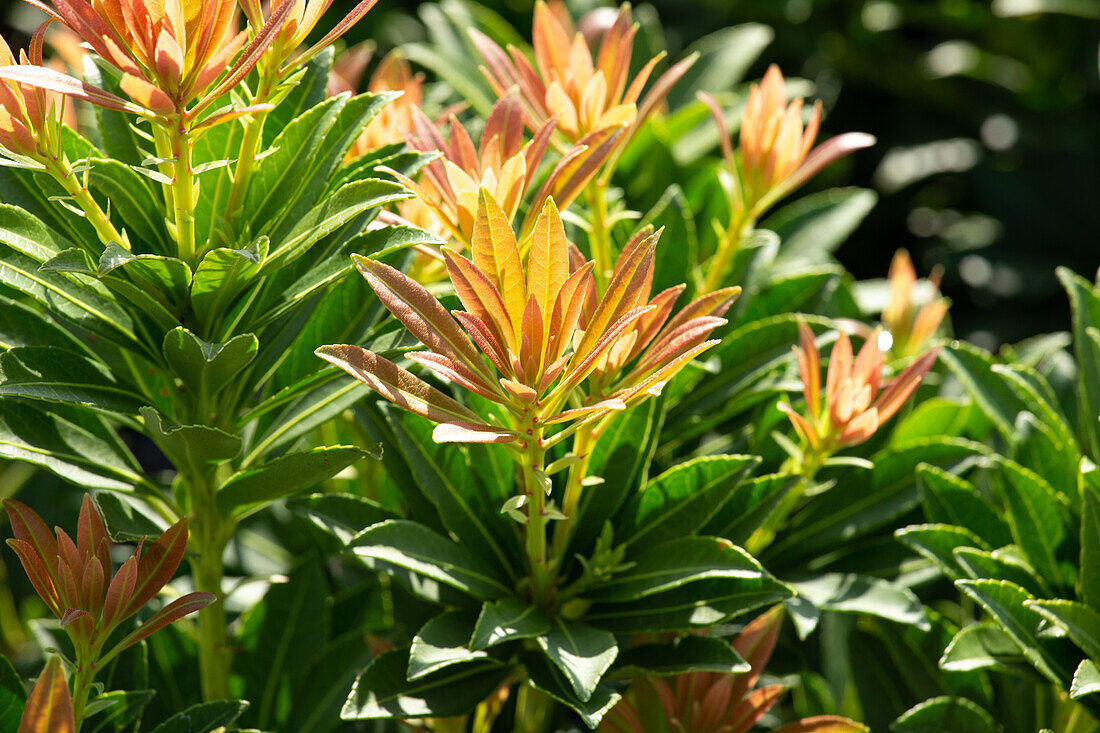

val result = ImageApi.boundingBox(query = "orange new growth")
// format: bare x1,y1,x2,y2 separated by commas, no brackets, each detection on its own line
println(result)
601,606,868,733
701,65,876,216
472,1,694,166
3,495,214,662
780,323,939,455
318,190,733,447
0,28,55,157
883,249,949,358
27,0,246,113
391,93,621,247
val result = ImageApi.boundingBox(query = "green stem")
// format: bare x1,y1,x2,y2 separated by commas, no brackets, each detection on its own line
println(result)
548,423,596,575
522,427,552,609
71,655,95,731
587,183,613,292
44,156,127,249
745,456,819,555
701,212,754,294
223,107,268,234
223,69,276,241
513,683,552,733
170,117,197,263
188,473,232,701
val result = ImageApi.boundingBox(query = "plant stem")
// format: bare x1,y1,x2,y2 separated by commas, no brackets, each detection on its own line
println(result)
43,156,127,249
587,183,613,292
522,426,552,609
223,69,276,240
188,473,231,701
71,655,95,731
169,116,197,263
548,423,596,574
701,212,754,294
745,456,819,555
513,683,552,733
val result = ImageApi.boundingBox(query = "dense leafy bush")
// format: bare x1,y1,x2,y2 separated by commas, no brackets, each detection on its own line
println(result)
0,0,1094,731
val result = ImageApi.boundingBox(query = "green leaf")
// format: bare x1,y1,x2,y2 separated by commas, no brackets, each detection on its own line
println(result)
940,340,1027,441
0,295,90,354
890,398,977,445
217,446,370,517
0,206,136,345
890,696,996,733
768,188,878,270
236,558,327,730
995,362,1078,460
537,619,618,702
347,520,511,601
1084,486,1100,610
248,225,439,332
0,653,25,733
244,97,344,231
270,92,400,233
523,652,620,728
470,598,551,651
146,700,248,733
377,408,518,581
1012,410,1077,502
162,327,257,399
940,623,1028,675
85,689,155,733
771,438,987,566
286,633,372,733
953,547,1049,598
141,407,241,476
1072,660,1100,699
245,369,368,462
619,455,760,548
0,346,145,414
611,634,749,677
0,400,144,491
262,178,408,271
895,524,988,580
94,492,167,542
994,456,1073,589
957,579,1074,686
792,573,929,630
586,575,792,634
97,243,191,307
39,247,95,275
408,610,489,680
286,492,397,549
1058,267,1100,458
704,472,800,545
189,238,268,328
1028,599,1100,662
341,649,508,720
915,464,1012,548
588,536,766,602
665,314,834,448
734,266,843,325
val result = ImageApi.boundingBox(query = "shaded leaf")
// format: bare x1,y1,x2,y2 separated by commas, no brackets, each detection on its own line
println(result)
470,598,551,651
341,649,508,720
408,610,488,680
216,446,371,517
347,520,511,601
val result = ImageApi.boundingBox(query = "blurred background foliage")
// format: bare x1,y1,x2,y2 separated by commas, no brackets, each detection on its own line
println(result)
4,0,1097,347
